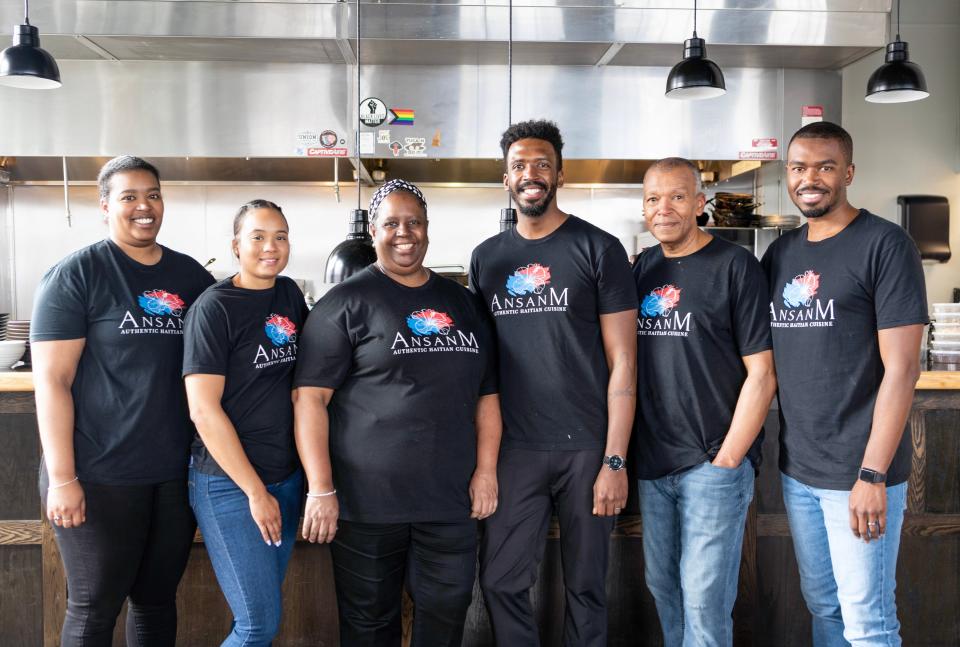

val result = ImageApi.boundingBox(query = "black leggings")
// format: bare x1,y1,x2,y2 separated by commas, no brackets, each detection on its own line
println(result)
40,472,195,647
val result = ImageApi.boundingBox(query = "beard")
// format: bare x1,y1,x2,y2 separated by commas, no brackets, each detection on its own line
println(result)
794,188,838,219
509,181,557,218
800,205,830,218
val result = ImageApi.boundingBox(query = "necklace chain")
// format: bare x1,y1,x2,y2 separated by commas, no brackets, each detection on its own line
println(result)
377,261,429,284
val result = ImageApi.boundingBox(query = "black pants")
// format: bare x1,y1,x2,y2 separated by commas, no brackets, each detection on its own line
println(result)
40,472,196,647
479,448,614,647
331,519,477,647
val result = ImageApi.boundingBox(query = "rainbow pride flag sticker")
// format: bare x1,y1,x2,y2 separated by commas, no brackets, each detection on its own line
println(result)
389,108,415,126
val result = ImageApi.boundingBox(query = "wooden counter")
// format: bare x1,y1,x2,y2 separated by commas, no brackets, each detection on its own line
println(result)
7,370,960,392
2,373,959,645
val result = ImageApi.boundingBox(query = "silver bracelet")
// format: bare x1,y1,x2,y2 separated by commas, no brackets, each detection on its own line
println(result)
49,476,78,490
306,489,337,498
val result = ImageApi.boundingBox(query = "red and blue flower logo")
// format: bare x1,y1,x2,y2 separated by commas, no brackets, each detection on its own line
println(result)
782,271,820,308
506,263,551,296
641,285,682,318
265,314,297,346
406,309,454,336
138,289,185,316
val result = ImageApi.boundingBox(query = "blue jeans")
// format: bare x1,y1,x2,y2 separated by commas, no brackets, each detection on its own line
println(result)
639,459,754,647
782,473,906,647
189,467,303,647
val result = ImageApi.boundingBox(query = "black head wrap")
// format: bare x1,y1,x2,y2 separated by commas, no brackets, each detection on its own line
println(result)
369,179,427,222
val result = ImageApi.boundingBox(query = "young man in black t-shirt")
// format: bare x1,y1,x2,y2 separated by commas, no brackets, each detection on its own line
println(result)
470,120,637,647
633,158,776,646
761,122,927,645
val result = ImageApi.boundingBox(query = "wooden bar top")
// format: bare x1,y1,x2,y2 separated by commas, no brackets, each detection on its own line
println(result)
0,372,36,392
3,370,960,392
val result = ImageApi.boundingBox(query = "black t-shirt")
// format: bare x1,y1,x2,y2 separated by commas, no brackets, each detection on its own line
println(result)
469,215,637,450
761,210,928,489
31,239,215,485
631,237,772,479
183,276,308,484
293,267,498,523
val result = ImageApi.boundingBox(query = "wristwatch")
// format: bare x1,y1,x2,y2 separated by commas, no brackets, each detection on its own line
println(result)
602,455,626,471
858,467,886,484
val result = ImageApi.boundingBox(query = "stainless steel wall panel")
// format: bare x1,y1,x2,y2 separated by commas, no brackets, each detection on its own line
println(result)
476,65,782,159
0,61,352,157
0,59,840,160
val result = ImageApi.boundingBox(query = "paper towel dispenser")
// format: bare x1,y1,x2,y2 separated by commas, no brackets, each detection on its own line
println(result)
898,195,950,262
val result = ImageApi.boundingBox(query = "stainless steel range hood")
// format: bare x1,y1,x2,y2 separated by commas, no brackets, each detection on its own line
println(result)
0,0,879,163
5,0,890,70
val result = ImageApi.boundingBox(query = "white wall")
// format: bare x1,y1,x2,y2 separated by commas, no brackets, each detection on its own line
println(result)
0,186,12,315
841,0,960,304
5,184,645,318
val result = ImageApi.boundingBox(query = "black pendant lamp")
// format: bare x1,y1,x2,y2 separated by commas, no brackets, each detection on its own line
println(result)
324,0,376,283
0,0,60,89
865,0,928,104
500,0,517,232
665,0,725,100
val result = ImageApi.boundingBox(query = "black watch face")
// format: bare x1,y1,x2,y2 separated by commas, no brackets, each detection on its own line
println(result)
607,455,624,470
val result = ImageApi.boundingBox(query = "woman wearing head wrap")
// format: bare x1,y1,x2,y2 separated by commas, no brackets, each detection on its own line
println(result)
294,179,502,646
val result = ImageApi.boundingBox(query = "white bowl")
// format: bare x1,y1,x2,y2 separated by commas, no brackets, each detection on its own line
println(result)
932,303,960,313
930,340,960,350
930,349,960,362
932,331,960,341
932,313,960,323
0,340,26,370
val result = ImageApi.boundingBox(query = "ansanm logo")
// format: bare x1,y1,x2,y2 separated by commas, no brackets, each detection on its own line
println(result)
254,314,298,368
638,285,691,337
770,270,835,328
119,289,186,335
392,308,480,355
490,263,568,316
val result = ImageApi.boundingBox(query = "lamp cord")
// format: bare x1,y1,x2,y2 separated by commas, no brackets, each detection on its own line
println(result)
24,0,29,25
895,0,901,42
508,0,512,127
356,0,361,210
693,0,697,38
506,0,512,209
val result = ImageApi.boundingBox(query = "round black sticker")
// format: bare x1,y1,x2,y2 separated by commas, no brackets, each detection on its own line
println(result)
360,97,387,128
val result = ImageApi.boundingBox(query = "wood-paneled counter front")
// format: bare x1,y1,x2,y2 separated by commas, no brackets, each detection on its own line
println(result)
2,372,959,646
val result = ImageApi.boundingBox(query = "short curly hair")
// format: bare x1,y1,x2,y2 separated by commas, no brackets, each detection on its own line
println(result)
500,120,564,170
788,121,854,166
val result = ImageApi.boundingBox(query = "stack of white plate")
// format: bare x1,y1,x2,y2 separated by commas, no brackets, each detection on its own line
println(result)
929,304,960,369
5,320,30,369
0,313,8,340
760,214,801,229
0,340,25,371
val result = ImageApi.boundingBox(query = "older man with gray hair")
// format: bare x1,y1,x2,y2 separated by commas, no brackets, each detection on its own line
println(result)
632,157,777,646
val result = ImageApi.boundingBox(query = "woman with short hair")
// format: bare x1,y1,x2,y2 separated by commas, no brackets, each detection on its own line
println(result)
32,156,215,646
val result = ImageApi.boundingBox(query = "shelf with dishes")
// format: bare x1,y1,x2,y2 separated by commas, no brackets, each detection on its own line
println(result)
0,316,31,372
927,303,960,370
